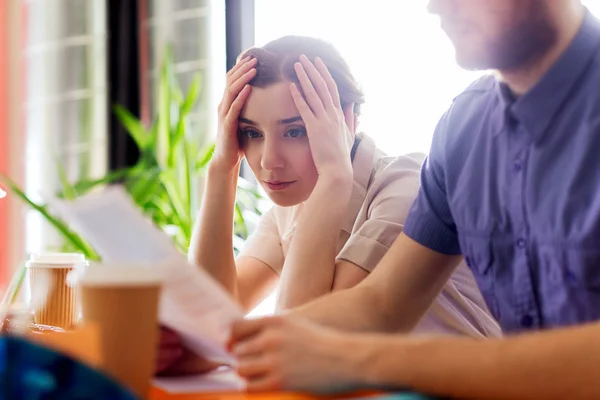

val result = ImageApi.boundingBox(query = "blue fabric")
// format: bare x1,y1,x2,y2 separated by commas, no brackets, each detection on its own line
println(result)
0,336,138,400
403,10,600,333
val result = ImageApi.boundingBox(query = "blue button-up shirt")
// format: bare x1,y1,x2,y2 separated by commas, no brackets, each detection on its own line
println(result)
403,10,600,333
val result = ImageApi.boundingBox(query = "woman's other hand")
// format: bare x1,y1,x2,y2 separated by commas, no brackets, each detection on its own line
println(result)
290,55,355,184
155,326,223,376
155,326,185,375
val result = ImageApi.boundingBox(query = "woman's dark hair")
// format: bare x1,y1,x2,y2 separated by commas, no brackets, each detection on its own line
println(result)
239,35,365,114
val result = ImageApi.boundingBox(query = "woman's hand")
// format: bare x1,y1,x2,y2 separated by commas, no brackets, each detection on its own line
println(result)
155,326,223,377
155,326,184,375
210,56,257,173
290,55,355,183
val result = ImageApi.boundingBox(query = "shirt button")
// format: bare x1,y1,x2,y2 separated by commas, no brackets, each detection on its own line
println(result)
516,238,527,248
514,159,522,171
520,315,534,328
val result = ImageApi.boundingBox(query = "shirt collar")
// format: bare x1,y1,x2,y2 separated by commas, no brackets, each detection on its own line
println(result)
496,9,600,142
342,132,379,234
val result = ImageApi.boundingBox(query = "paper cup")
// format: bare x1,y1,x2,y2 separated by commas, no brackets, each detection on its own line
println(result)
79,264,163,398
27,253,86,329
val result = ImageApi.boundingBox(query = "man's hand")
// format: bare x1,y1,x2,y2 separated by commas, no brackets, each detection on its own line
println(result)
230,316,363,392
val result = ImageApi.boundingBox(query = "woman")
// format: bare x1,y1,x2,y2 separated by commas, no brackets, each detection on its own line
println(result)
156,35,500,375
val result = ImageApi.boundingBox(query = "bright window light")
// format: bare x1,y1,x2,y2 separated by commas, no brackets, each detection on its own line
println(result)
255,0,600,156
249,0,600,317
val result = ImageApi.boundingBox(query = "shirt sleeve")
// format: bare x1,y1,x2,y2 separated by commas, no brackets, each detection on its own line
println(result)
237,207,284,274
336,156,423,272
403,111,461,255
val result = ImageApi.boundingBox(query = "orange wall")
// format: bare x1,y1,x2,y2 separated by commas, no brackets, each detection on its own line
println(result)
0,0,26,286
0,0,11,285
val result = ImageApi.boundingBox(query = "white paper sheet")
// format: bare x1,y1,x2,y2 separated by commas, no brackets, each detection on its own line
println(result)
47,186,244,364
153,368,245,393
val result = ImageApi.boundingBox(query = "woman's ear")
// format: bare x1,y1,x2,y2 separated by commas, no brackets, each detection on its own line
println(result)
343,103,357,134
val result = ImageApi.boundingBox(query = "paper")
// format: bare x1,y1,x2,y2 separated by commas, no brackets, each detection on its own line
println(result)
48,186,244,364
153,368,245,393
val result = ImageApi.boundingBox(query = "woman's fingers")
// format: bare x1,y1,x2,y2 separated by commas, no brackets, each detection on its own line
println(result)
156,346,184,371
290,83,315,125
314,56,341,109
294,60,327,117
156,327,184,374
298,55,335,111
226,56,256,85
221,68,256,115
225,84,252,127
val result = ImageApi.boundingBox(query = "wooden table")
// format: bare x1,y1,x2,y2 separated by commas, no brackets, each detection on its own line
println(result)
150,387,380,400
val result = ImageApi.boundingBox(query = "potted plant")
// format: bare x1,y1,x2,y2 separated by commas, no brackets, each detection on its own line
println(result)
0,47,264,298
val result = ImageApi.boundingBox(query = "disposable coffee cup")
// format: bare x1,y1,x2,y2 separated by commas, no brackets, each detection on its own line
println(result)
78,264,163,398
27,253,86,329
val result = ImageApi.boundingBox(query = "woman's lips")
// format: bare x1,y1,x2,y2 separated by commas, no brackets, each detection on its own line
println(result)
263,180,296,191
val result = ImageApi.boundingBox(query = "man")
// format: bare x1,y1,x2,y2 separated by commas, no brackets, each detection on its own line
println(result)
229,0,600,398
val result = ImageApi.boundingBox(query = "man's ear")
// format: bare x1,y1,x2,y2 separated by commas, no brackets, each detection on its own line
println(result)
343,103,357,134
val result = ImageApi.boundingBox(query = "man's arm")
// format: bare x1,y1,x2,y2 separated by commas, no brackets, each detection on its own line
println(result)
288,233,463,333
354,321,600,400
231,315,600,397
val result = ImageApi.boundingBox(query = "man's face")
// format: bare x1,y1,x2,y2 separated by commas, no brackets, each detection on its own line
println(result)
428,0,559,71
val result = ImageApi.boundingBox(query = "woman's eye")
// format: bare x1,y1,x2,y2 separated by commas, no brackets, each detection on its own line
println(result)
284,128,306,138
242,130,262,139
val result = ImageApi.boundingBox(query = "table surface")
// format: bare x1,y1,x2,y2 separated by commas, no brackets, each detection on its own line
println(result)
150,387,383,400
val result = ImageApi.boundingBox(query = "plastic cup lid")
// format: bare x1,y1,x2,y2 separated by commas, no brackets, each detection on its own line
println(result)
27,253,87,267
75,264,164,287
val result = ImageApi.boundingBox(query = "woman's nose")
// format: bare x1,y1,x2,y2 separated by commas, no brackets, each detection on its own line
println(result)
260,139,285,171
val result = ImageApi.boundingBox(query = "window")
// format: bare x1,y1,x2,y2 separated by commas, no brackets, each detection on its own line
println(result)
248,0,600,316
255,0,600,156
23,0,108,253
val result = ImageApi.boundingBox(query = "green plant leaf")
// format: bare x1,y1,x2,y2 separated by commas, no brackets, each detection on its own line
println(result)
0,174,100,261
1,262,26,305
158,48,173,169
64,168,130,198
196,143,215,170
113,104,149,150
181,136,192,224
126,166,163,207
159,170,190,230
143,118,159,157
172,113,186,151
234,202,248,238
182,74,201,115
56,160,78,200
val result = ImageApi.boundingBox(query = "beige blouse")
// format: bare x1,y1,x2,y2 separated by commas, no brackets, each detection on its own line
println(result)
239,132,501,337
240,132,422,274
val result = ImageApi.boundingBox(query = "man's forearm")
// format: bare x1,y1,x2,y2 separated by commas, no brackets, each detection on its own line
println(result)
289,234,461,333
289,283,392,333
350,322,600,400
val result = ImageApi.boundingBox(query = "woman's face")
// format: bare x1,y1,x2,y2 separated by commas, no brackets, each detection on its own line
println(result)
239,82,318,207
